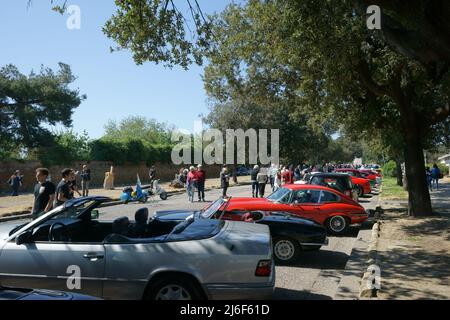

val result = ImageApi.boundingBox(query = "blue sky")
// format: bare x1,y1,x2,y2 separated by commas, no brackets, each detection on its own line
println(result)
0,0,236,138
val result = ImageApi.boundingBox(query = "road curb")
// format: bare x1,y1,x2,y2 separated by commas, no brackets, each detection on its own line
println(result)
359,221,382,299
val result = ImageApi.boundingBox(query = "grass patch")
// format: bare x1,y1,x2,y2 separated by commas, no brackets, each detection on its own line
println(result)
381,177,408,200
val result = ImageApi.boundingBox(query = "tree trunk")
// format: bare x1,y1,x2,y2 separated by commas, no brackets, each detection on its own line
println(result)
395,159,403,186
401,114,432,216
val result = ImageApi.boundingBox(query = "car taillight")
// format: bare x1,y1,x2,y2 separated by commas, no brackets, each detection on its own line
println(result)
255,260,272,277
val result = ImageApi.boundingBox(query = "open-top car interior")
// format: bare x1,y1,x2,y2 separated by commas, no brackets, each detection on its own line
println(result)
14,199,220,244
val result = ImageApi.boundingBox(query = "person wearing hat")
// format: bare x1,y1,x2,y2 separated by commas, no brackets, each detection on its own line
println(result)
250,165,259,197
196,164,206,202
220,165,230,197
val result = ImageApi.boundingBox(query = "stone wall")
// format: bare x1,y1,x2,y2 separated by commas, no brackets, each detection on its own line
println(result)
0,161,223,194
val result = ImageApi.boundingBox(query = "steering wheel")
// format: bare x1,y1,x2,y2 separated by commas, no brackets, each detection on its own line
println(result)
48,222,70,242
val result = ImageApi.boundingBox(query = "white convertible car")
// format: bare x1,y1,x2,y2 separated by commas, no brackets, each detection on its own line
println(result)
0,197,275,300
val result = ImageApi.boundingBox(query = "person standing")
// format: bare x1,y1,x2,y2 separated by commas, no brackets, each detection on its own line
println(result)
425,166,433,191
431,164,441,190
186,166,196,203
250,165,259,197
257,167,269,197
8,170,23,197
269,164,278,190
55,168,74,207
80,164,91,197
273,167,281,192
294,165,301,181
196,164,206,202
149,165,156,184
220,165,230,197
68,169,81,197
31,168,56,220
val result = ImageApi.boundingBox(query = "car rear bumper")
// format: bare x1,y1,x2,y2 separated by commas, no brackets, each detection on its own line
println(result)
204,283,275,300
203,265,275,300
349,213,369,224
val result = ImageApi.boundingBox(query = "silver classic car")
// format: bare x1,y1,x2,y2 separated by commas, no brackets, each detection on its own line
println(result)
0,197,275,300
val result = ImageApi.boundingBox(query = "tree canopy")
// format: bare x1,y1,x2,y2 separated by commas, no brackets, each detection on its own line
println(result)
0,63,85,158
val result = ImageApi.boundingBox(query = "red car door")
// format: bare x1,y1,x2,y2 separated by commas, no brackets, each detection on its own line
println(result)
318,190,343,216
287,189,324,223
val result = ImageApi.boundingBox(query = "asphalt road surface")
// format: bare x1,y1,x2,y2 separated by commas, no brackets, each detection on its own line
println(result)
99,183,379,300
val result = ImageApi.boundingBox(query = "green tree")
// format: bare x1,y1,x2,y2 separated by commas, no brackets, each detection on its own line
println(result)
0,63,85,154
100,0,450,216
34,130,91,165
203,1,450,216
103,116,173,146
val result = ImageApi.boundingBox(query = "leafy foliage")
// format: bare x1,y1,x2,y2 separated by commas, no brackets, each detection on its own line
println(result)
0,63,85,153
103,0,212,68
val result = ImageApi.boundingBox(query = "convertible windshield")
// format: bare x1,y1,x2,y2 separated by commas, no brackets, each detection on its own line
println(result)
267,187,292,204
201,198,225,219
51,200,97,220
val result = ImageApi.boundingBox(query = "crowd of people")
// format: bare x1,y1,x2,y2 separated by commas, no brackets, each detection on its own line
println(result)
4,161,444,214
173,164,207,202
5,165,92,220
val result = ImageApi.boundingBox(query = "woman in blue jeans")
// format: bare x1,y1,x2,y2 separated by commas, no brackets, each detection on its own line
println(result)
186,166,196,202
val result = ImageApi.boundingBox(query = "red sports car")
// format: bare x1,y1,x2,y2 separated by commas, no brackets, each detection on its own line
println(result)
222,184,369,234
351,176,371,196
335,168,376,189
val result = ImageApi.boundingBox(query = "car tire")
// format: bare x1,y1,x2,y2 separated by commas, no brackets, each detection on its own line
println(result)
160,192,168,200
273,237,301,265
357,185,364,197
326,216,349,235
144,276,204,300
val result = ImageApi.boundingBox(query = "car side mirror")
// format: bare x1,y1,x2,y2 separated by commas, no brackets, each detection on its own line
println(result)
15,230,33,245
91,209,99,220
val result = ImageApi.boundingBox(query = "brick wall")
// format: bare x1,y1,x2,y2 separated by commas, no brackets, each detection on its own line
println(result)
0,161,224,194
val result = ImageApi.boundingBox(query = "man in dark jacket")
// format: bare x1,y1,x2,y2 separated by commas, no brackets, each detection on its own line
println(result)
31,168,56,220
220,165,230,197
55,168,74,207
250,165,259,197
256,167,269,197
196,164,206,202
8,170,23,196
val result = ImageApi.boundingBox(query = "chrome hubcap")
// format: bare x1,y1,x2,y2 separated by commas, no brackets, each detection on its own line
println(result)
274,240,295,260
156,285,191,300
330,216,346,232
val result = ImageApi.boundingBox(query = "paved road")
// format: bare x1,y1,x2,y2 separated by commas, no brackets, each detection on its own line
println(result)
98,184,379,300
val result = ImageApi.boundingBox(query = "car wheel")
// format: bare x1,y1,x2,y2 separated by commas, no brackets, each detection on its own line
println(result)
160,192,168,200
273,237,301,265
327,216,349,235
357,185,364,197
145,276,204,300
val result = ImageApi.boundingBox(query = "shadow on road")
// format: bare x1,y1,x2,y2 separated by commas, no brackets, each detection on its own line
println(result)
291,250,350,270
377,246,450,299
273,287,332,300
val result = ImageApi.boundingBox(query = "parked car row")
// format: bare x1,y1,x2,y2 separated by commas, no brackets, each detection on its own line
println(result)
0,197,274,300
0,172,378,300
